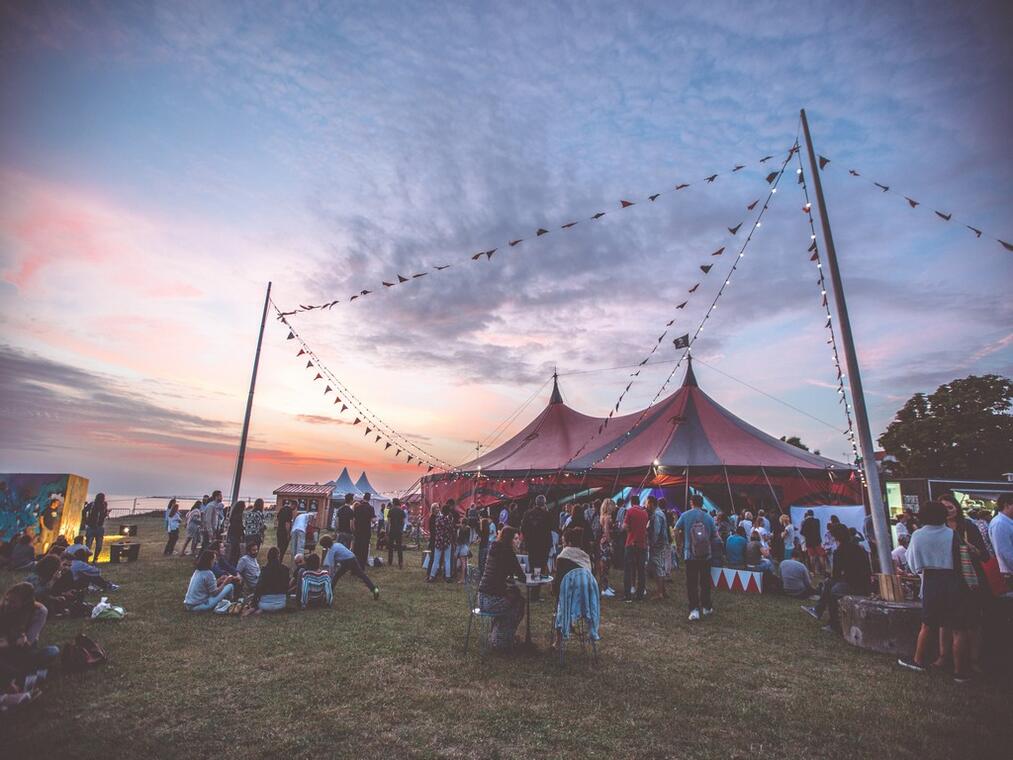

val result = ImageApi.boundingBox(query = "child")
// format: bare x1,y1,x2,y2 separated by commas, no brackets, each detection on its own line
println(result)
455,522,472,583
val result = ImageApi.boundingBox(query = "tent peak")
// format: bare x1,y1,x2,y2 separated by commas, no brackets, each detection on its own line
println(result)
549,368,564,405
682,356,698,388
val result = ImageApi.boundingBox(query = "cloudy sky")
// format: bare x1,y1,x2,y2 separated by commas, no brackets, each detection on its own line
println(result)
1,1,1010,498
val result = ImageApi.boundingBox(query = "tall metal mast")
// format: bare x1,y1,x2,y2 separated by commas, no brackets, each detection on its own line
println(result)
230,282,272,508
800,110,892,575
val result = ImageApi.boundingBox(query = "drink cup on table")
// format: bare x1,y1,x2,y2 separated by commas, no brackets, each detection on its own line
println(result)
534,567,541,582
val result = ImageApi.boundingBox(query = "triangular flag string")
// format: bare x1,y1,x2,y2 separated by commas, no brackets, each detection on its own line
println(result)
282,147,798,313
817,156,1011,254
551,145,798,476
274,304,453,470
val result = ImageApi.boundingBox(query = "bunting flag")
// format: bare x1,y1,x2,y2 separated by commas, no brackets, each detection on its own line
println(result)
728,223,742,235
281,147,798,313
818,156,1012,254
711,247,725,256
297,349,305,356
688,284,699,293
287,332,295,340
676,301,687,309
555,146,798,476
277,306,453,471
747,200,758,210
700,264,713,273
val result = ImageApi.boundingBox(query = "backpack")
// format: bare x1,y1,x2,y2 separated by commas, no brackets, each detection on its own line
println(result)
62,633,107,671
690,518,710,560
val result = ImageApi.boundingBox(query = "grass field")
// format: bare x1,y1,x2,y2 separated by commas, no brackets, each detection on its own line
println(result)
1,516,1007,759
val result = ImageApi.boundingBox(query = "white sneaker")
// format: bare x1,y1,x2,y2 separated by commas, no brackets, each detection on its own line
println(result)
688,609,701,621
702,607,714,617
602,588,615,598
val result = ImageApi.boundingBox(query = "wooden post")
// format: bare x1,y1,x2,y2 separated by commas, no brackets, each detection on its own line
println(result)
800,110,893,576
230,282,272,510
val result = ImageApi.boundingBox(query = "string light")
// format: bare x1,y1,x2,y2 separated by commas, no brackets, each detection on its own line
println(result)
795,154,865,483
274,305,454,472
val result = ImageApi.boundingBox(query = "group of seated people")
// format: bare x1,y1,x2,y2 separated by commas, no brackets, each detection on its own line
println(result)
183,534,380,615
1,532,122,712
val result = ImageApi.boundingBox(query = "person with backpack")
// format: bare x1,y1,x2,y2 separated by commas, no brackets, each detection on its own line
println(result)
675,494,717,621
621,495,649,602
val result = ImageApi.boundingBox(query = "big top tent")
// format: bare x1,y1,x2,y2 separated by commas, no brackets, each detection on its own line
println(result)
421,358,863,514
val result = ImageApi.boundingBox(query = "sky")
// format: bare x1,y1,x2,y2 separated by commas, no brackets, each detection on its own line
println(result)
1,1,1010,499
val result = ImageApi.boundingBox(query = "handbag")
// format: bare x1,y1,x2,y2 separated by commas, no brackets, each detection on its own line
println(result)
62,633,107,671
981,555,1005,596
952,533,979,590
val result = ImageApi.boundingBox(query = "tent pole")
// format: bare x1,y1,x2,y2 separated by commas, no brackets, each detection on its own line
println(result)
230,281,271,509
761,467,781,512
722,466,736,515
801,108,892,575
684,466,690,510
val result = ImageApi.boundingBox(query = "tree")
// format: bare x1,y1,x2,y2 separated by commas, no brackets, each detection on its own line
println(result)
780,435,809,451
780,436,821,456
878,374,1013,479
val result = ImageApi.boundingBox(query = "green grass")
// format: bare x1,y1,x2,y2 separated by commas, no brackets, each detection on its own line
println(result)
1,516,1007,759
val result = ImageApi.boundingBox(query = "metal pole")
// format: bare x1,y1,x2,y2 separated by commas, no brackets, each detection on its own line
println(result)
230,282,272,509
800,110,892,575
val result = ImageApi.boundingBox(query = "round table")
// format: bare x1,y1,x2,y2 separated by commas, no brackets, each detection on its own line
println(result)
521,575,553,650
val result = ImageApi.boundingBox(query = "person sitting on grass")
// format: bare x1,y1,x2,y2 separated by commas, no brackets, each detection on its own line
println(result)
65,546,119,591
299,553,333,609
10,534,37,571
319,535,380,600
477,526,527,651
0,582,60,693
289,554,306,600
898,500,973,683
745,530,773,573
249,547,289,614
184,550,236,612
724,525,747,569
236,541,262,594
778,557,816,599
803,523,871,634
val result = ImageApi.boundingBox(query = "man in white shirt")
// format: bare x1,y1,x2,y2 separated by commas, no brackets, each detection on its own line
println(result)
290,510,315,560
891,535,910,573
988,494,1013,586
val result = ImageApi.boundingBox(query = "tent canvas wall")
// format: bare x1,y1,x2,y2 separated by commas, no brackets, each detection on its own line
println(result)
421,360,862,514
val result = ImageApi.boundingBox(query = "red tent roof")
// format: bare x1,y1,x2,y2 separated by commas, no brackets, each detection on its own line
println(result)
460,359,850,475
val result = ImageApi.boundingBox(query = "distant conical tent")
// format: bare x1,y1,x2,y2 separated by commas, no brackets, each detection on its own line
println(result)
332,467,360,495
354,471,381,496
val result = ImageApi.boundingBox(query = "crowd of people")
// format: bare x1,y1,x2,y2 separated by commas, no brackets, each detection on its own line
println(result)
418,489,1013,668
179,491,410,615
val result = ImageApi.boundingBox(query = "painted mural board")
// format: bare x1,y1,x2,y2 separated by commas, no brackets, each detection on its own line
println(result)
0,473,89,551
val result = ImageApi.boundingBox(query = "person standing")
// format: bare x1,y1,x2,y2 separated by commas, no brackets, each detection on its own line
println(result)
226,501,246,567
988,493,1013,592
427,504,455,583
201,490,224,553
275,500,294,561
243,498,267,548
83,493,109,564
779,515,796,561
336,493,355,545
613,497,628,573
181,502,203,557
386,498,406,569
164,499,181,556
598,499,616,597
898,501,972,683
621,495,649,602
801,509,825,575
520,495,552,579
646,496,670,599
352,497,375,568
478,516,496,577
675,494,717,621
